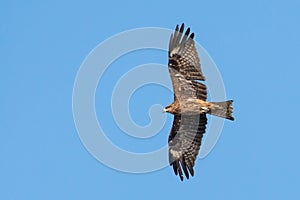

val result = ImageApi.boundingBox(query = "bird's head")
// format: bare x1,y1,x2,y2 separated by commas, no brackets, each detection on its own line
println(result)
163,105,172,113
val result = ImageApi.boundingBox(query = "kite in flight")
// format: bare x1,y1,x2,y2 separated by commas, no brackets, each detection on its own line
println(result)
164,23,234,181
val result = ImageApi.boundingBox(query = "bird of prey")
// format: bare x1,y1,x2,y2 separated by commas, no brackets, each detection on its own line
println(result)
164,23,234,181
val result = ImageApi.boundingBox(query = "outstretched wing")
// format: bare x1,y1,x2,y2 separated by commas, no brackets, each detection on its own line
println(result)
168,114,207,181
168,23,207,101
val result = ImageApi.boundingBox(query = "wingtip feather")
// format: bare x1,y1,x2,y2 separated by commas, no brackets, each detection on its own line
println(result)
190,32,195,39
172,162,178,175
180,158,189,179
179,23,184,33
185,27,190,36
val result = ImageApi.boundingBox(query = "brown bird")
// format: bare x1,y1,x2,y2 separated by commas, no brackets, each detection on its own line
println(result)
164,23,234,181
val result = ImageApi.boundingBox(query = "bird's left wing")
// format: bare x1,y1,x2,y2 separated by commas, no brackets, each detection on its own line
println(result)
168,23,207,101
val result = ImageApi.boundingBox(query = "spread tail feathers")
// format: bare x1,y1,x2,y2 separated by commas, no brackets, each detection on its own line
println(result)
210,100,234,120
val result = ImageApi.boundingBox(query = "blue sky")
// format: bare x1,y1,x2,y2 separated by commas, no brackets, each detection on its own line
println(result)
1,0,300,199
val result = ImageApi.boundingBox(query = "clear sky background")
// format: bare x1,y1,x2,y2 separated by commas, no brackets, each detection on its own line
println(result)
1,0,300,199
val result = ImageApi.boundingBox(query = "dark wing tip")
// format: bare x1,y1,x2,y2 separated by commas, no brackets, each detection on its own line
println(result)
179,175,184,181
179,23,184,33
175,24,179,32
171,157,195,181
186,159,194,176
171,160,185,181
180,158,189,179
228,116,235,121
190,32,195,39
190,169,194,177
185,27,190,37
177,162,184,181
172,162,178,175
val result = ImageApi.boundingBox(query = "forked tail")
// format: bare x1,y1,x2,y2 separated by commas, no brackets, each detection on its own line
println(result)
210,100,234,120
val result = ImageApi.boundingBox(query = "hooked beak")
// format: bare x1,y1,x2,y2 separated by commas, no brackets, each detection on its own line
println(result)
162,108,167,113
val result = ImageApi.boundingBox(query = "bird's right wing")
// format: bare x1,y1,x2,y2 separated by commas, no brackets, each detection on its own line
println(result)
168,114,207,181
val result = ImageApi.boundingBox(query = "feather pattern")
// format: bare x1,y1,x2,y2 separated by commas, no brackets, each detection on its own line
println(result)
168,23,205,82
168,23,207,101
168,114,207,181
